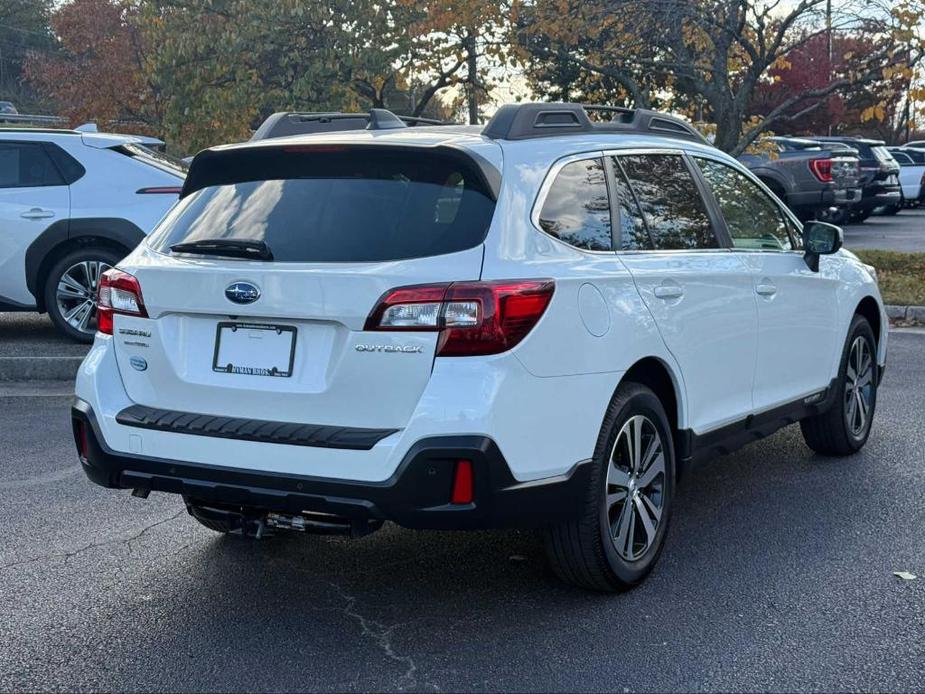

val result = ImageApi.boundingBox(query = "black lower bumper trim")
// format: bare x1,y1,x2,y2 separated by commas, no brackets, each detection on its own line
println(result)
115,404,397,451
73,399,589,530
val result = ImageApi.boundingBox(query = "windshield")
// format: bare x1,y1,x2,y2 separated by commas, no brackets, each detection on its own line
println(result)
147,149,496,263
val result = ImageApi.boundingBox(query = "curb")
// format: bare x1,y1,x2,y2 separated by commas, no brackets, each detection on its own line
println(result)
0,356,84,382
886,304,925,326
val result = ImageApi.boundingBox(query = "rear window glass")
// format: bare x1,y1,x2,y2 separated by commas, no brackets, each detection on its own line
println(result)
871,146,894,163
147,149,496,262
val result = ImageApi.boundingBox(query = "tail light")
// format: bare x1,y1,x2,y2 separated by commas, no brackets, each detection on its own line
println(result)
97,269,147,335
365,279,555,356
809,158,833,182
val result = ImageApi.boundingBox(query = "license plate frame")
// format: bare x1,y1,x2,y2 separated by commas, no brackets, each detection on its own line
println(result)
212,322,297,378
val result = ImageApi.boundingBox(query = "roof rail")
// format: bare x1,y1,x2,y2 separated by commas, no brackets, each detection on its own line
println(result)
251,109,452,141
482,102,707,144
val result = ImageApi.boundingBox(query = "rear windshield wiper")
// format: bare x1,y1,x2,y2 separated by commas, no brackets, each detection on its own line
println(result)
169,239,274,261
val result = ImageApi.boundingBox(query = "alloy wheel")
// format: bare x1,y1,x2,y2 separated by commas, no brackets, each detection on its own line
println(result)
845,336,874,437
605,414,666,561
55,260,110,335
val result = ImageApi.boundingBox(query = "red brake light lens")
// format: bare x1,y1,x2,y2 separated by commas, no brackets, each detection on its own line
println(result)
365,279,555,356
97,269,147,335
809,158,833,182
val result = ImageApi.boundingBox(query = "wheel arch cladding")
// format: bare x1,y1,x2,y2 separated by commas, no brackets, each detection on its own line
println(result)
854,295,882,350
620,357,682,435
25,218,144,310
754,171,787,192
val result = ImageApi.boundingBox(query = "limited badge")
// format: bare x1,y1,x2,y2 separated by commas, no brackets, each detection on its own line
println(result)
129,356,148,372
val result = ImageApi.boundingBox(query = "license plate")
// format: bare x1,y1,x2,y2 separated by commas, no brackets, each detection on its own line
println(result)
212,322,296,377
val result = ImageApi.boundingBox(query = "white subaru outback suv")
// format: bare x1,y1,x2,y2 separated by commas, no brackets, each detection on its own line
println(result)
0,128,185,341
72,104,887,591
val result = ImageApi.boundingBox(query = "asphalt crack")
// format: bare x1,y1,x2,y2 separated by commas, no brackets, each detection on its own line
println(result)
330,581,423,692
0,509,185,573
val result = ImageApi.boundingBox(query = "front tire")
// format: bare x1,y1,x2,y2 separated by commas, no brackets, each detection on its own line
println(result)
800,315,878,456
44,247,124,343
544,382,676,591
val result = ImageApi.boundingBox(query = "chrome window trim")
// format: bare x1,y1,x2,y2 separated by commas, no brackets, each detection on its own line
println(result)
529,145,805,257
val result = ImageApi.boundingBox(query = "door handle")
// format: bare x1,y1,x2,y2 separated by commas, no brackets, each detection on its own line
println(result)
20,208,55,220
653,285,684,300
756,283,777,297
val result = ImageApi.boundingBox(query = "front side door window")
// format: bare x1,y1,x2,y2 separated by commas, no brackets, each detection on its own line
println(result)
693,157,792,251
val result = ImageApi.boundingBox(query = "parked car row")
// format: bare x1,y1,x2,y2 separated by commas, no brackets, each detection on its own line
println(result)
739,134,917,224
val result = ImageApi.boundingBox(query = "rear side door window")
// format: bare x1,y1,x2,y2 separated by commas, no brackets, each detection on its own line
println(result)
538,158,612,251
613,154,718,250
0,142,65,189
693,158,793,251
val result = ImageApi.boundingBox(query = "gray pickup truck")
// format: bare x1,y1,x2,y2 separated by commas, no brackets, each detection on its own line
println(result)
739,136,861,223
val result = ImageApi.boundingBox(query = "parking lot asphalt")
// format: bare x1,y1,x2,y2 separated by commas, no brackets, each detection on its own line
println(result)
843,207,925,253
0,312,87,358
0,329,923,692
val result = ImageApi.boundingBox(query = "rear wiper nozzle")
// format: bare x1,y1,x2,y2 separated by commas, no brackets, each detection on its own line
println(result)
169,238,274,261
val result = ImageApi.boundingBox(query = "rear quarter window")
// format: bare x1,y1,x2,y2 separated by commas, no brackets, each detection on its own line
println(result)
537,158,612,251
148,148,496,262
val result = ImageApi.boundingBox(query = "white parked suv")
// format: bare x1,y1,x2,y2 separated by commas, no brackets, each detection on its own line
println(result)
72,105,887,591
0,128,185,341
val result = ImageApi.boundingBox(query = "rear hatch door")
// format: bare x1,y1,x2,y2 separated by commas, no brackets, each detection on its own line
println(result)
113,144,498,431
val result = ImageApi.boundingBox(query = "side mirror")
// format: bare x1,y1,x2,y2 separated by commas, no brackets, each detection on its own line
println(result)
802,221,843,272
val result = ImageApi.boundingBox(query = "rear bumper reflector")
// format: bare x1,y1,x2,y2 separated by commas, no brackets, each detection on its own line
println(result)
115,404,398,451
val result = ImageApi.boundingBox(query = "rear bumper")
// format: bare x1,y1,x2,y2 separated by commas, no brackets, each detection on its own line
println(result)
72,398,590,530
855,184,902,211
788,186,860,212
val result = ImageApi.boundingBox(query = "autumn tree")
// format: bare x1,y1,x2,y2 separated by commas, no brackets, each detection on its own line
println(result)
0,0,55,113
24,0,163,131
399,0,519,123
518,0,925,155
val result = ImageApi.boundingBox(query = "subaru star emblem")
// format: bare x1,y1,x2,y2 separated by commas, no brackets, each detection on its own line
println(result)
225,282,260,305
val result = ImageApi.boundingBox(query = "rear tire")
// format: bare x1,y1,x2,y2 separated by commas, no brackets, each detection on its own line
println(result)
800,315,878,456
543,382,675,591
881,200,902,216
44,246,124,343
